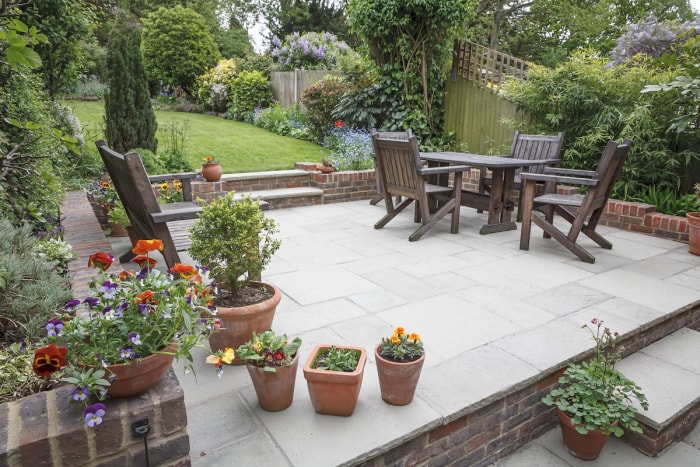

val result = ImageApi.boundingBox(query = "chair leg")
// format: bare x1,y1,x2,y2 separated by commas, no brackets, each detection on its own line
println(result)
375,197,414,229
450,172,463,234
530,213,596,263
519,181,535,251
409,199,456,242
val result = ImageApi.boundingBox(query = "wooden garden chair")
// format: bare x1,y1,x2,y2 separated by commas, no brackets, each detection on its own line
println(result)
369,129,413,205
372,133,469,241
95,140,202,268
519,139,633,263
478,131,564,221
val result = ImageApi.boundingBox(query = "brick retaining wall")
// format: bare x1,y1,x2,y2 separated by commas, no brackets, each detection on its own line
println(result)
357,304,700,467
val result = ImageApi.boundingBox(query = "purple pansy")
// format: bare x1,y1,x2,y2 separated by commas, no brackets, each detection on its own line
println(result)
72,386,88,402
129,332,141,345
46,319,64,337
83,403,106,427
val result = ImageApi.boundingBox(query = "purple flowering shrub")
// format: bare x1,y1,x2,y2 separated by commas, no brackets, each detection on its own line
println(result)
610,16,700,66
271,31,356,71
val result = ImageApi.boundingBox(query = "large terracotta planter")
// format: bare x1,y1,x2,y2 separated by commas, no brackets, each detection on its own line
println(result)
556,407,613,460
208,281,281,365
374,345,424,406
687,212,700,255
104,349,175,398
303,345,367,416
202,162,222,182
246,353,299,412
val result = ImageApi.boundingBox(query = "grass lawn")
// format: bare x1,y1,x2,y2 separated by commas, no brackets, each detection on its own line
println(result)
64,100,328,173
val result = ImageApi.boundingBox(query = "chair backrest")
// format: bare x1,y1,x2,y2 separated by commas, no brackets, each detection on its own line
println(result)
582,139,633,214
511,131,564,175
371,134,426,200
95,140,163,239
372,129,413,141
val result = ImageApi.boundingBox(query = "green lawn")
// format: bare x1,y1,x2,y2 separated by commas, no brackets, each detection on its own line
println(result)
64,100,327,173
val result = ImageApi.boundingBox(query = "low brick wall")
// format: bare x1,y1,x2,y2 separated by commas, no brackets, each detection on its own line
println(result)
357,304,700,467
0,370,190,467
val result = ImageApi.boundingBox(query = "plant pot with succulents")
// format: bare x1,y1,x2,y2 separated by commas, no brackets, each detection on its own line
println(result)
188,192,282,365
303,344,367,416
542,319,649,460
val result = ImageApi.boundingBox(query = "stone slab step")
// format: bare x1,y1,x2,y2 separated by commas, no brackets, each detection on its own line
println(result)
232,186,323,201
221,169,310,182
616,327,700,455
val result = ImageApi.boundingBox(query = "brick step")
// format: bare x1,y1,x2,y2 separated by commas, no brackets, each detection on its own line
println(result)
617,327,700,456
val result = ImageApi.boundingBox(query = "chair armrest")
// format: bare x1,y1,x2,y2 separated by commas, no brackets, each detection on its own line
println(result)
542,167,595,177
519,172,599,186
419,165,470,176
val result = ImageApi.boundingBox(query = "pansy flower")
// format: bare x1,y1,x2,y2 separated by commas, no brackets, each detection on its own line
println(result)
83,403,107,427
133,255,157,269
171,263,197,280
132,239,164,255
88,252,114,271
206,348,235,378
64,299,81,311
99,281,118,299
119,346,134,359
46,319,64,337
72,386,88,402
129,332,142,345
32,343,68,377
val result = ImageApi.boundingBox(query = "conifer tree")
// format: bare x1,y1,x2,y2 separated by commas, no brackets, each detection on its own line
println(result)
104,11,157,153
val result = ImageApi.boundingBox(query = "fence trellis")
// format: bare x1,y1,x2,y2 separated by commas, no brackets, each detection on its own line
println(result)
455,40,528,91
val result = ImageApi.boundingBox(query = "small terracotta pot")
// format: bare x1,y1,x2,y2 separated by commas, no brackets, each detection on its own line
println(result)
202,162,222,182
556,407,613,460
686,212,700,255
303,345,367,416
374,345,424,406
108,222,129,237
245,353,299,411
208,281,281,365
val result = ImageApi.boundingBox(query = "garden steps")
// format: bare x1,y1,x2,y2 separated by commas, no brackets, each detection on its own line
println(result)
616,327,700,456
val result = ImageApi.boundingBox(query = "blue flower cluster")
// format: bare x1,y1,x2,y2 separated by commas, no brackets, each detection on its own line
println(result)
323,126,375,171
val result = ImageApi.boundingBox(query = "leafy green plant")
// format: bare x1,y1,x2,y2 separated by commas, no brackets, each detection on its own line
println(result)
33,237,76,274
301,75,349,142
235,330,302,373
313,345,360,372
188,193,281,301
542,319,648,436
107,201,131,227
253,103,310,140
631,185,699,216
378,326,424,363
228,70,272,122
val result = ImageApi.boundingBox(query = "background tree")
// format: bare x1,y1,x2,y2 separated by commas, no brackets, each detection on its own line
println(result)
20,0,95,98
348,0,472,143
104,11,157,153
265,0,349,44
140,5,221,95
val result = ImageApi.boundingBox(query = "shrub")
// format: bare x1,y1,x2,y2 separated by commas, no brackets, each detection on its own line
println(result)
301,75,350,142
228,70,272,122
254,104,310,140
271,31,356,71
194,58,238,113
0,218,73,346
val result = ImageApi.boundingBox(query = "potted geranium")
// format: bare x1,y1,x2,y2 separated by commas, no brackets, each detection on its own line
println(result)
188,192,281,362
31,239,218,427
542,318,649,460
201,155,222,182
303,344,367,416
375,326,425,406
230,330,302,411
106,200,131,237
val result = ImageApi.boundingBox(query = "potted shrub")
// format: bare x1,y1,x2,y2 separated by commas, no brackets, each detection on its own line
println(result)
542,318,649,460
106,200,131,237
229,330,302,411
188,192,282,363
303,344,367,416
375,326,425,406
31,239,217,427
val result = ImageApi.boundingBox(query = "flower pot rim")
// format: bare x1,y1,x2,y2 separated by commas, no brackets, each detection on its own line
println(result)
303,344,367,377
374,344,425,365
245,351,299,370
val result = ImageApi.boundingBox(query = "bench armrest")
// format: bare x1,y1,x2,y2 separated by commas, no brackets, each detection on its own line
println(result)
542,167,595,177
519,172,599,186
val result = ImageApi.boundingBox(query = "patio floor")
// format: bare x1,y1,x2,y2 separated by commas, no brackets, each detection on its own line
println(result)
110,199,700,466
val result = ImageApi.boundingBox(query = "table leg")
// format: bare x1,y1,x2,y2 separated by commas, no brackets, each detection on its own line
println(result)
479,167,517,234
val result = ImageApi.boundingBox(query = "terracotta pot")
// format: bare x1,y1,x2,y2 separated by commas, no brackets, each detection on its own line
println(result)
103,347,175,398
245,353,299,411
316,164,334,174
687,212,700,255
108,222,129,237
374,345,424,406
208,281,281,365
303,344,367,416
556,407,613,460
202,162,222,182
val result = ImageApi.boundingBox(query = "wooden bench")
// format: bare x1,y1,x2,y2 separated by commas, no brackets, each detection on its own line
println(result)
95,140,203,268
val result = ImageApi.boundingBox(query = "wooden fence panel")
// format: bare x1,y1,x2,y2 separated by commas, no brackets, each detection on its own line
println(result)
270,70,341,110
